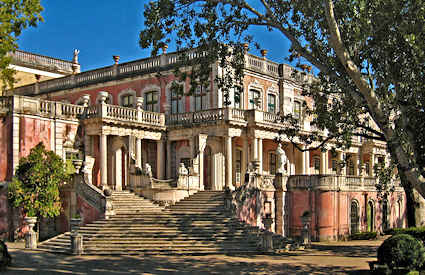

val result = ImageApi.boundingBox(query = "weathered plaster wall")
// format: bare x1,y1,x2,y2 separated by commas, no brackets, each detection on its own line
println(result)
19,117,51,158
77,195,102,226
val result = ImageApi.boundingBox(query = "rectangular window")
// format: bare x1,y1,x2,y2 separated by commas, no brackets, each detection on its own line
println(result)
122,94,134,107
314,157,320,174
267,94,276,113
171,87,184,114
332,159,337,173
248,89,261,110
293,101,301,120
269,153,277,175
235,90,243,109
194,85,208,111
145,91,159,112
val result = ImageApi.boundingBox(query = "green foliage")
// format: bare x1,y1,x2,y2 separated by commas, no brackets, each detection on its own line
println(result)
0,0,43,91
377,234,425,271
8,142,70,218
350,231,377,240
387,227,425,244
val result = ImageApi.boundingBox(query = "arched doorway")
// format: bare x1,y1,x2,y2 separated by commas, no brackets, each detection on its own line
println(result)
367,201,375,232
350,200,360,234
203,145,212,190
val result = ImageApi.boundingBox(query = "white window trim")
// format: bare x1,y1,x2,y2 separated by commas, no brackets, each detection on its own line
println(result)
266,90,279,114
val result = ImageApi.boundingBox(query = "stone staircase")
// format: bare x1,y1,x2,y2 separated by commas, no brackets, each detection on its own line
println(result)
37,190,279,255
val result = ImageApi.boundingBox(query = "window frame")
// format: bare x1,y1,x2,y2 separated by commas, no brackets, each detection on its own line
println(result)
145,91,159,112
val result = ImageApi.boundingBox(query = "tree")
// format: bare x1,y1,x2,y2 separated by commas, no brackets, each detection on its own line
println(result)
140,0,425,226
8,142,70,219
0,0,43,90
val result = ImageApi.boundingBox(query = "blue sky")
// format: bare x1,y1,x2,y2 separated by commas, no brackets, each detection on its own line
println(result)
17,0,291,72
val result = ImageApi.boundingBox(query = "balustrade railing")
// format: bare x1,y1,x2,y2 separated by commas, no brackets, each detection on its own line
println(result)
288,174,378,191
245,54,279,77
9,50,74,73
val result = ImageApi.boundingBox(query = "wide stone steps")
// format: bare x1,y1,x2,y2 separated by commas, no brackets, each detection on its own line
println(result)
38,190,264,255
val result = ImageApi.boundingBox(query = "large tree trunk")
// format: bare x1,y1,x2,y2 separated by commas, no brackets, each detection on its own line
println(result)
399,170,425,227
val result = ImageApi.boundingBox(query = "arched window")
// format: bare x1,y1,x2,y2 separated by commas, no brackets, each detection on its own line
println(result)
350,200,360,234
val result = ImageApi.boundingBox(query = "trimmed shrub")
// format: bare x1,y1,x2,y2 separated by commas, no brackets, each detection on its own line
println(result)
386,227,425,244
377,234,425,271
350,231,377,240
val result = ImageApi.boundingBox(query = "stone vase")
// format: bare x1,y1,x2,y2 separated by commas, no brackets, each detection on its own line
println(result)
24,216,37,249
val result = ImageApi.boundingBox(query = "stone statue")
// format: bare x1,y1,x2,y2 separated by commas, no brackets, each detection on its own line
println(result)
73,49,80,64
144,163,152,178
276,143,287,174
82,156,95,185
178,163,188,176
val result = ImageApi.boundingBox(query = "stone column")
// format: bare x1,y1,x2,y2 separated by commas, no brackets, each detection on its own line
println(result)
258,138,263,173
369,153,375,177
136,138,142,167
157,140,165,179
338,151,345,175
304,150,310,175
12,114,20,174
198,134,208,190
320,151,327,174
253,138,259,161
242,138,249,184
225,136,234,190
100,133,107,189
166,141,172,178
354,153,359,176
114,148,122,191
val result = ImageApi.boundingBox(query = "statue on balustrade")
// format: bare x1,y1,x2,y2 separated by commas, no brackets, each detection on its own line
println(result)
178,163,188,176
276,143,287,174
144,163,153,178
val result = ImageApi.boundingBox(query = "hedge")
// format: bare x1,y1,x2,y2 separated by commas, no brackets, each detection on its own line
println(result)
386,227,425,243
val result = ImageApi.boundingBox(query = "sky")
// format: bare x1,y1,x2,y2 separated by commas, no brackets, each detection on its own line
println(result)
17,0,292,72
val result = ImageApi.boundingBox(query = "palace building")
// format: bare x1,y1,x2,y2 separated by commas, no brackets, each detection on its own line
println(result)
0,47,405,246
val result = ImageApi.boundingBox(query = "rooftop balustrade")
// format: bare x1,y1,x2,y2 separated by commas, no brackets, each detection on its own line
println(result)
12,49,313,96
9,50,75,73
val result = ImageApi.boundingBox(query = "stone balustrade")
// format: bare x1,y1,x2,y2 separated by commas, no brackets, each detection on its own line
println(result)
9,50,75,73
13,49,216,95
287,174,381,192
0,96,166,128
246,54,279,77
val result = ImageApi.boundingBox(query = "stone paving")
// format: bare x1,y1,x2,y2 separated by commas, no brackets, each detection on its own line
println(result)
3,239,383,274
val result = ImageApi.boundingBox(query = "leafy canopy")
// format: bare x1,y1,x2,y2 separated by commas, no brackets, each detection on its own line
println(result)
0,0,43,91
8,142,70,218
140,0,425,198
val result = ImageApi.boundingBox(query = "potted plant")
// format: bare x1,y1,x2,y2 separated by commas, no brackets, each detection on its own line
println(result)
8,143,71,246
